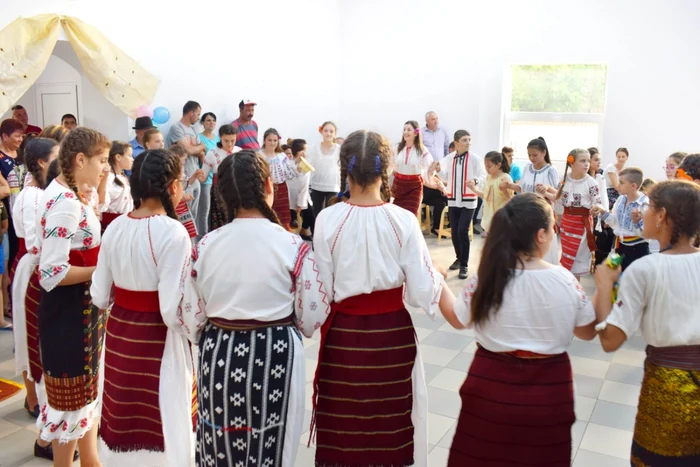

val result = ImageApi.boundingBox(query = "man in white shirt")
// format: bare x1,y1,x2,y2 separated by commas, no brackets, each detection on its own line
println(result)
422,112,450,162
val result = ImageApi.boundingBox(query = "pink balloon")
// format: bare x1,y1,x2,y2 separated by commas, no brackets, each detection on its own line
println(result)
137,105,154,118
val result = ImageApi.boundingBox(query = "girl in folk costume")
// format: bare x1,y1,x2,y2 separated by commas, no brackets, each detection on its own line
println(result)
467,151,514,235
200,124,241,232
594,180,700,466
11,138,66,461
439,194,597,467
307,121,341,220
500,137,561,265
179,151,329,466
91,150,196,466
36,128,110,466
588,148,610,267
437,130,486,279
287,138,314,240
261,128,301,229
312,130,453,467
540,149,605,277
99,141,134,232
391,120,433,215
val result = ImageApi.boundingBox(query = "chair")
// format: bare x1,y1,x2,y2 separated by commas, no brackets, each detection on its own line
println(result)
419,204,431,232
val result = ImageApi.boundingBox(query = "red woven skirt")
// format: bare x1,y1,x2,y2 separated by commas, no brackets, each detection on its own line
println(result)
313,288,417,466
392,173,423,216
25,270,42,382
9,238,27,285
448,347,575,466
100,289,168,452
559,207,595,272
273,182,291,227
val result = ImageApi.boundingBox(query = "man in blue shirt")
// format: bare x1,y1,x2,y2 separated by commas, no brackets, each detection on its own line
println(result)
422,111,450,161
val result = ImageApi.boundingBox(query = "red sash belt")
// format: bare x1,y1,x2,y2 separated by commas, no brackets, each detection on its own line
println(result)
479,343,559,360
393,172,422,182
563,206,596,252
113,286,160,313
68,246,100,267
614,236,643,249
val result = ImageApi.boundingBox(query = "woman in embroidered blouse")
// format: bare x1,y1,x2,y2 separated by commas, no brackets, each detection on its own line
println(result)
91,149,195,466
10,137,63,461
99,141,133,232
392,120,433,216
500,137,561,265
180,151,329,466
36,128,110,466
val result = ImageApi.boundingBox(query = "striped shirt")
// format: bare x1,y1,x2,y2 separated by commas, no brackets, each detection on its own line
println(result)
232,119,260,150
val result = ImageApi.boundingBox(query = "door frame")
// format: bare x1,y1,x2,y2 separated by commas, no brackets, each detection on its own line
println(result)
33,82,83,128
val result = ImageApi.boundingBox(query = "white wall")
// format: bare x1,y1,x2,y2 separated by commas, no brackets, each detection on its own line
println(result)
2,0,698,180
338,0,700,180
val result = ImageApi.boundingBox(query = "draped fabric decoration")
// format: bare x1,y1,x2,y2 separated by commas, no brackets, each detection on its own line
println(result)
0,14,159,118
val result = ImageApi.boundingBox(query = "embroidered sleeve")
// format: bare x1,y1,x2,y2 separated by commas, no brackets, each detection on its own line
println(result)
201,149,217,181
546,166,560,188
401,217,443,316
589,178,602,206
158,223,193,331
89,228,114,310
420,149,432,180
38,194,80,291
454,275,478,328
293,242,330,338
601,196,623,229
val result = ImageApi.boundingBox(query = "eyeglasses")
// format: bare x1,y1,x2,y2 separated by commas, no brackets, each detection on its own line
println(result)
178,179,190,190
664,164,678,170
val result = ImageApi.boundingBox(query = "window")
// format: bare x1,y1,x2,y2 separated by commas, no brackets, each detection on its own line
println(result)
502,64,608,170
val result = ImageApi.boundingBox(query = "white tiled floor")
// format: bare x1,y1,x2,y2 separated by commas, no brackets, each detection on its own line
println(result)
0,234,641,466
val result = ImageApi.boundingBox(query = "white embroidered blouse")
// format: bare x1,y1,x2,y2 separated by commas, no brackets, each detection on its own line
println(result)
103,172,133,214
37,180,101,292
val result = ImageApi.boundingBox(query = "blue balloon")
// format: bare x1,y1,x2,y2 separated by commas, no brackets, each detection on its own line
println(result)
152,106,170,124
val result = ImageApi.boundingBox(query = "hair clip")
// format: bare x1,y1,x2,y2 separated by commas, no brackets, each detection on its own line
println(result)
337,191,344,199
348,155,356,172
375,155,381,173
414,128,420,135
567,154,575,165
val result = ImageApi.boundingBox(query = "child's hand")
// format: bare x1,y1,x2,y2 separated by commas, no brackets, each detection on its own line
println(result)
434,264,448,279
466,180,477,190
535,184,546,194
590,205,605,215
595,262,621,286
498,180,510,191
182,194,194,202
631,209,642,223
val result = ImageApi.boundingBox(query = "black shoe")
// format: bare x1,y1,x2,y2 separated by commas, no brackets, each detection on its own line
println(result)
290,219,299,229
35,441,78,461
449,260,460,271
300,234,313,242
25,398,39,418
458,265,468,279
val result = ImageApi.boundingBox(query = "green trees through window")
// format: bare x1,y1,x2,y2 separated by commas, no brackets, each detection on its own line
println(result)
511,64,607,113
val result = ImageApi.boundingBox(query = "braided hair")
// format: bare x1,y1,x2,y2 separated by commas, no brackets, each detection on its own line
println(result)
648,180,700,247
108,141,131,187
58,128,110,203
130,149,182,220
24,137,58,189
216,150,280,225
335,130,392,203
46,159,60,186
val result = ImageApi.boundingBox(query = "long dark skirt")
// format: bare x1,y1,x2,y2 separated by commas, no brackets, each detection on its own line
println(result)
39,281,104,411
196,322,299,466
448,347,575,467
314,309,417,467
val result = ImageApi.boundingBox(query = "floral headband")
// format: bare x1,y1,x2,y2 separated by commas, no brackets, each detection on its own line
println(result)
567,154,575,165
676,168,693,181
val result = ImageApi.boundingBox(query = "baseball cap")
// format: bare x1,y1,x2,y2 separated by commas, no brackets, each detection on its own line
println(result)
239,99,257,108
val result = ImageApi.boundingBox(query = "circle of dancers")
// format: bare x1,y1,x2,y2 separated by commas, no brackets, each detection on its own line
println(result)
0,101,699,467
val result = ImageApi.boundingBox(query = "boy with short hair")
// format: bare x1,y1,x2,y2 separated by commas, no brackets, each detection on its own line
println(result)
600,167,649,270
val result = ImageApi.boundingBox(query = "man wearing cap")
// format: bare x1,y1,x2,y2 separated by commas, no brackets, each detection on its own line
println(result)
231,99,260,150
130,116,155,159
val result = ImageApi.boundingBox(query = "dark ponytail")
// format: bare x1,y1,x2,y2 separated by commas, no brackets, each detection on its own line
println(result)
130,149,182,220
332,130,392,205
484,151,510,175
108,141,130,188
216,124,237,149
216,150,280,225
527,137,551,165
471,193,552,325
24,137,58,189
